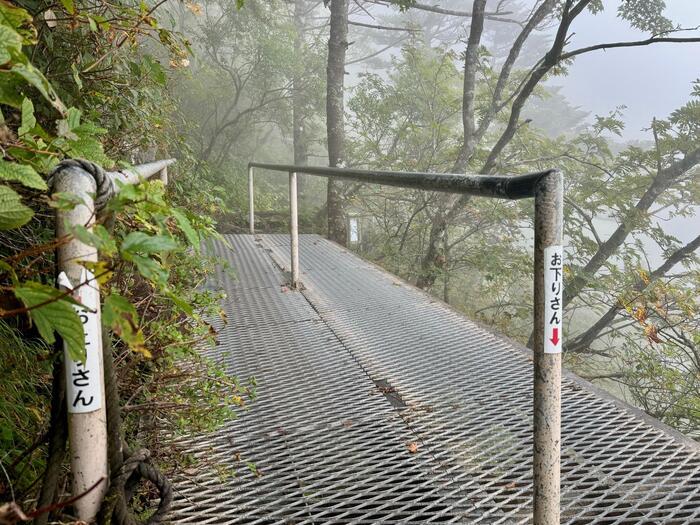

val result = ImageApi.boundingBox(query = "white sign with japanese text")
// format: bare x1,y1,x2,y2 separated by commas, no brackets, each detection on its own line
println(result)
544,245,563,354
58,269,103,413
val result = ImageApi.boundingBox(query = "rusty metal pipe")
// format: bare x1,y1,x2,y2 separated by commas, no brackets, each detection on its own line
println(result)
532,170,563,525
249,162,549,200
249,160,564,519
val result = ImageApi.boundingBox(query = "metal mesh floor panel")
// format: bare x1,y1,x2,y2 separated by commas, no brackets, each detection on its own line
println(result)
169,234,700,524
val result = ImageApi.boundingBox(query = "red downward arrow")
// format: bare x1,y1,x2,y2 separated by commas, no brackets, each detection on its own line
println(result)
550,327,560,346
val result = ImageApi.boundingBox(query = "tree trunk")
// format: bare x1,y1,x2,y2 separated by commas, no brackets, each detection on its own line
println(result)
416,0,486,289
293,0,309,194
326,0,348,245
417,0,589,291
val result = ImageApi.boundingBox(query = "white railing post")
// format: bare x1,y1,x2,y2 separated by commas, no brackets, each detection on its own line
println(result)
51,158,175,522
248,165,255,234
289,171,299,288
54,166,108,521
532,170,564,525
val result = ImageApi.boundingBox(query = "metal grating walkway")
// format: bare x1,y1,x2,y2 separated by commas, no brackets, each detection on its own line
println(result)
169,234,700,524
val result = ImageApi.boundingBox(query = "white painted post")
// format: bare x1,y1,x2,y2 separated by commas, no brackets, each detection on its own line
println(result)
54,165,108,521
248,165,255,234
159,165,169,185
289,171,299,288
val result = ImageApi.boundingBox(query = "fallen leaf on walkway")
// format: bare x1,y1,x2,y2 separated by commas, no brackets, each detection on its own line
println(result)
342,419,353,428
501,481,517,489
406,442,419,454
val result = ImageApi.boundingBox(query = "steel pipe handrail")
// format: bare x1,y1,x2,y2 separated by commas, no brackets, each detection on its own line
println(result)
110,158,176,187
248,162,551,200
247,161,563,525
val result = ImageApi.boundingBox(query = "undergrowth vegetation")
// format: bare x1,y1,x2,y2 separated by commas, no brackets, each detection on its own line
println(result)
0,0,251,518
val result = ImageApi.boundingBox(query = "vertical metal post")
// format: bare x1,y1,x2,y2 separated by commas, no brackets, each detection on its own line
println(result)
248,165,255,234
54,166,109,521
532,170,563,524
289,171,299,288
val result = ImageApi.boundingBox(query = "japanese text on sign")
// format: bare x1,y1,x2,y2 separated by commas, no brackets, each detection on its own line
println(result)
544,245,563,354
58,269,103,414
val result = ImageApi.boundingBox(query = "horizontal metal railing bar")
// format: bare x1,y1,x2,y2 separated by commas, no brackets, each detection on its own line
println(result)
247,160,564,523
110,158,176,187
249,162,554,200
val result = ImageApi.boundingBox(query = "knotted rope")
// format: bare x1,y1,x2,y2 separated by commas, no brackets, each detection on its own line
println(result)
48,158,115,213
100,447,173,525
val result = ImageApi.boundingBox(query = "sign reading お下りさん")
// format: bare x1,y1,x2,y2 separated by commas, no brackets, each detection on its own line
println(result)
543,245,563,354
58,269,103,413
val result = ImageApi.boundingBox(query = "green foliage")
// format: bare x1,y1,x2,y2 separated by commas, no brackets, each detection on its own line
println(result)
0,160,46,190
0,321,51,497
103,293,145,355
618,0,674,34
0,185,33,230
0,0,240,508
346,40,700,436
14,282,85,361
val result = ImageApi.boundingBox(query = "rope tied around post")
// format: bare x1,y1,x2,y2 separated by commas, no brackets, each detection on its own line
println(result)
48,158,115,213
99,446,173,525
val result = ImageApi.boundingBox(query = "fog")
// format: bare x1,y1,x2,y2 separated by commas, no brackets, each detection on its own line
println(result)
557,0,700,141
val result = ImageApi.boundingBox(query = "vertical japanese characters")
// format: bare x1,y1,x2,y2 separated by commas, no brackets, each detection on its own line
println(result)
59,269,103,413
544,246,563,354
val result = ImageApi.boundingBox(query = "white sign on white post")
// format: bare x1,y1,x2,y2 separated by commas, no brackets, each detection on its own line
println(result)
58,269,103,413
543,245,564,354
349,217,359,243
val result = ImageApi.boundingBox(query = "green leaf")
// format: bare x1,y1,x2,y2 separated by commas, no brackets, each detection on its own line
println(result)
143,55,166,86
131,255,169,285
71,62,83,91
172,209,199,251
0,74,23,107
48,191,84,211
0,260,19,285
0,160,47,190
18,97,35,136
103,294,148,354
66,136,110,164
71,224,117,255
0,185,33,229
14,282,85,361
165,289,193,315
60,0,75,15
9,54,67,114
0,3,35,44
57,107,81,138
0,25,22,65
121,232,179,255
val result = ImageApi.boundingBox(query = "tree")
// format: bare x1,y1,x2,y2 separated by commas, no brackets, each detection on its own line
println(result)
343,4,700,433
326,0,349,244
395,0,700,291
